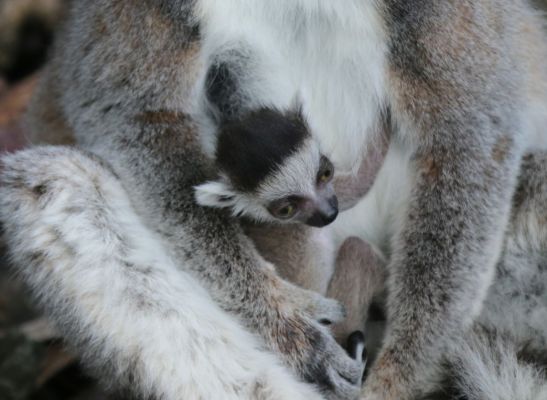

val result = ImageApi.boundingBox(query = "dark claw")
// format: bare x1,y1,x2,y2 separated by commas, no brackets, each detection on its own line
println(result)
319,318,333,326
346,331,366,362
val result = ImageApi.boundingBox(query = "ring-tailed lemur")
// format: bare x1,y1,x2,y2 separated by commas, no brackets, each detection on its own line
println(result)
3,147,545,400
0,106,373,399
195,107,339,228
194,106,342,300
3,108,368,399
194,106,385,340
0,146,324,400
2,0,546,399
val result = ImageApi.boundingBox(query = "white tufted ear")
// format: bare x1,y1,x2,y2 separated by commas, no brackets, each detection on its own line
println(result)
194,181,237,209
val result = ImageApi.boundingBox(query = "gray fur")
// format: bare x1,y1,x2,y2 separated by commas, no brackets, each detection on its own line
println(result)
0,146,326,400
423,152,547,399
1,0,545,399
349,152,547,400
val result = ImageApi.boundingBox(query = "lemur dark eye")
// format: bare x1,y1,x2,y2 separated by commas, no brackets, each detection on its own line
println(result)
317,156,334,184
277,204,296,219
319,168,332,183
267,197,301,220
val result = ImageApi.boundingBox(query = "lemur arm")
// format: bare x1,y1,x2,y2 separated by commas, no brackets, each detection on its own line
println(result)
362,4,525,398
0,147,321,400
23,1,365,398
104,114,364,399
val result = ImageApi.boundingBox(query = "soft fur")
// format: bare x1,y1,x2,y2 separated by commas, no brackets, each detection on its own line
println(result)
3,0,546,399
0,147,322,400
425,153,547,400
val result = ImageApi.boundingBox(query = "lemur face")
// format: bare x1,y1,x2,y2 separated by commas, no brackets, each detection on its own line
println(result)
195,108,339,227
257,142,338,227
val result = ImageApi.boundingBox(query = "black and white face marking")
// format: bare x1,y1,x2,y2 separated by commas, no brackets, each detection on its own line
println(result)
194,107,339,227
216,107,311,192
262,152,339,227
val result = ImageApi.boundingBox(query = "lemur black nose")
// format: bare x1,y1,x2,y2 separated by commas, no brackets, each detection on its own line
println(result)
306,196,339,227
323,207,339,225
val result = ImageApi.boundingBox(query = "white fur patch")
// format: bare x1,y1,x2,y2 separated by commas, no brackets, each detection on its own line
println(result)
194,180,236,207
195,0,387,171
448,330,547,400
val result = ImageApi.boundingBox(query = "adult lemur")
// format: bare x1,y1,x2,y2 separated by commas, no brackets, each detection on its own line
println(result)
1,0,546,399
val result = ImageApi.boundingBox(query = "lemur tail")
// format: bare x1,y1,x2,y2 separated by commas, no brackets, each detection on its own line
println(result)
423,326,547,400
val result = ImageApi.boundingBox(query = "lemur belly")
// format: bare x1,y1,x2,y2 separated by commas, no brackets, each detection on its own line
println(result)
331,142,413,259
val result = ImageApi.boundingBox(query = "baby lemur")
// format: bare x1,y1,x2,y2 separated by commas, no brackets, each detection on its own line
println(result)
195,107,384,339
195,107,339,228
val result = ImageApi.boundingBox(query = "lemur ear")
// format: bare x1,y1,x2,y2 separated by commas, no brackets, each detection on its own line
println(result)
194,181,237,208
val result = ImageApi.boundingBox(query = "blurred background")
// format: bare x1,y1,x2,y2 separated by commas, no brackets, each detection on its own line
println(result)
0,0,546,399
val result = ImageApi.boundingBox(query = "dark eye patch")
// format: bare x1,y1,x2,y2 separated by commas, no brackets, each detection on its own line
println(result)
216,108,311,192
267,196,305,219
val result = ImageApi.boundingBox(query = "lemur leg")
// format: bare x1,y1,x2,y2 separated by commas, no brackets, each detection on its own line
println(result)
243,222,336,295
327,238,385,344
363,4,529,399
421,152,547,400
0,147,323,400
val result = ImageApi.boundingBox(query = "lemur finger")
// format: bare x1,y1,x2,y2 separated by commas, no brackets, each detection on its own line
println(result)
307,325,365,389
324,370,362,400
330,344,365,385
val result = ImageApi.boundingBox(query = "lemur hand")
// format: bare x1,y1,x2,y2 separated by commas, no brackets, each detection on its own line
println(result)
260,278,367,400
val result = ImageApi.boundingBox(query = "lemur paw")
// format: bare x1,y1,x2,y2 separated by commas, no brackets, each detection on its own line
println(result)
263,281,366,400
302,323,366,400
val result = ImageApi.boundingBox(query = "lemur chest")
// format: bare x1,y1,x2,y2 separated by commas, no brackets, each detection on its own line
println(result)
291,22,388,171
200,1,388,170
274,12,389,171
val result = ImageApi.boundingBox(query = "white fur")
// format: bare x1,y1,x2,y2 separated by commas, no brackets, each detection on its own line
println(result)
258,138,322,201
331,141,413,260
0,147,322,400
195,0,388,171
194,180,237,207
194,178,273,221
447,330,547,400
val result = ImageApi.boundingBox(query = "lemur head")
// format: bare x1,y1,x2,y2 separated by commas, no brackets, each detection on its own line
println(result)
195,107,339,227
